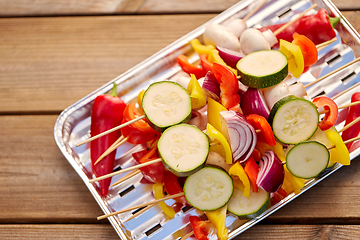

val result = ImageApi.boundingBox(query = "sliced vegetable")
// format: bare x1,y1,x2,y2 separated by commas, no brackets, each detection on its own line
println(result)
257,150,284,193
286,141,329,179
158,124,209,177
244,156,259,193
137,147,164,184
200,54,214,74
177,54,206,79
189,215,216,240
279,39,304,78
216,46,244,69
206,123,233,165
207,97,228,133
325,128,351,165
229,162,251,197
121,103,160,144
241,87,270,119
205,151,231,172
142,81,192,132
153,183,175,219
190,38,215,56
163,171,187,204
237,50,288,89
187,74,207,109
227,187,270,219
246,114,276,147
341,92,360,151
268,95,319,145
220,111,257,163
184,166,234,211
262,81,291,110
201,71,220,101
312,96,338,131
205,205,228,240
292,33,318,66
283,164,305,194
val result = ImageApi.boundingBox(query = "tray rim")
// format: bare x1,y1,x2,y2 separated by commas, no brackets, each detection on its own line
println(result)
53,0,360,239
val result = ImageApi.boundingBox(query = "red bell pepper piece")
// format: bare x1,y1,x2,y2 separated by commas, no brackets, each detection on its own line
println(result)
200,54,213,73
177,54,206,79
189,216,216,240
90,83,127,197
244,156,259,193
258,9,339,45
121,103,161,145
292,33,318,66
312,96,338,131
133,147,164,184
212,62,240,109
163,171,187,204
341,92,360,151
246,114,276,147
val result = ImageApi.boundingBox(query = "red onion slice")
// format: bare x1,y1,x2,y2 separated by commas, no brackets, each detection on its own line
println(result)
241,87,270,119
220,110,257,163
201,71,220,101
257,150,284,193
216,46,245,69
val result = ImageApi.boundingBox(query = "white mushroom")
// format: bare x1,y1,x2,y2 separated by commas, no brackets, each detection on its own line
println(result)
240,28,270,55
205,151,231,172
262,81,291,109
261,29,278,48
288,81,308,98
203,24,241,52
224,19,248,39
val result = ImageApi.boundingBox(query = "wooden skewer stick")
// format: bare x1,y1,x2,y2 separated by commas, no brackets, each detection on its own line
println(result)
242,0,268,21
316,37,337,50
89,158,162,183
76,115,146,147
338,116,360,133
124,203,157,222
332,81,360,100
273,4,317,36
109,169,141,188
344,135,360,145
97,192,185,220
304,57,360,88
180,231,194,240
94,136,129,165
318,101,360,114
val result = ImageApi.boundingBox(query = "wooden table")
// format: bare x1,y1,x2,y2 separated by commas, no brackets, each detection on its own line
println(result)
1,0,360,239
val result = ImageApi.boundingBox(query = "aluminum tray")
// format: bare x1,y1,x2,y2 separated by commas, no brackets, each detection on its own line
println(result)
54,0,360,239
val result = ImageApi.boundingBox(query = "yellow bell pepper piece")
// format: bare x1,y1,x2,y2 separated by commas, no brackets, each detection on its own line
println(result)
190,39,215,56
137,89,145,115
229,162,251,197
187,74,207,109
325,129,350,165
279,39,304,78
208,49,238,75
283,165,305,194
281,176,294,195
206,123,233,164
207,97,227,133
152,183,175,219
205,205,228,240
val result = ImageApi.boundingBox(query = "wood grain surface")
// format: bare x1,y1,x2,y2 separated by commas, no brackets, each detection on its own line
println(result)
1,0,360,239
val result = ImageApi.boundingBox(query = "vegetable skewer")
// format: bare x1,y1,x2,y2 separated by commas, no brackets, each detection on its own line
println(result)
97,192,184,220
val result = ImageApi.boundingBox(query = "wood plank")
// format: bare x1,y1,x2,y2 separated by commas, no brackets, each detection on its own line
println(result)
0,14,215,113
1,114,360,224
0,0,358,16
1,224,360,239
1,12,360,113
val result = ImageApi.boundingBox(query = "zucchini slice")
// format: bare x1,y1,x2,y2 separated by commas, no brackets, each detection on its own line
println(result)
183,166,234,211
286,141,329,179
227,187,270,219
268,95,319,145
237,50,288,89
142,81,192,132
158,124,209,177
